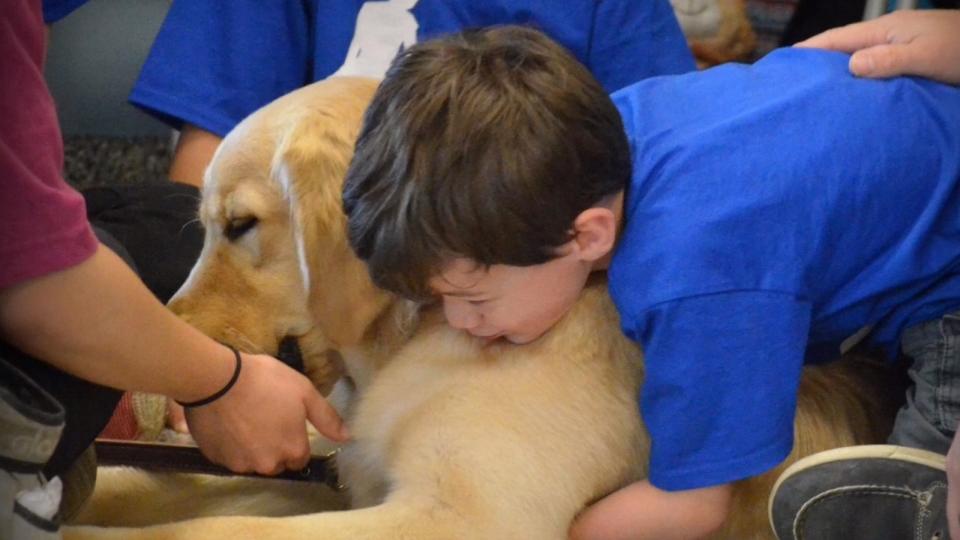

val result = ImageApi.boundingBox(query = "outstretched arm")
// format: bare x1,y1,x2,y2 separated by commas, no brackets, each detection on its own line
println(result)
569,480,732,540
168,124,223,188
795,9,960,85
0,245,348,474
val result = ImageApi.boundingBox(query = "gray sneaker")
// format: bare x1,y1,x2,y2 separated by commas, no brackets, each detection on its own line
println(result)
769,445,948,540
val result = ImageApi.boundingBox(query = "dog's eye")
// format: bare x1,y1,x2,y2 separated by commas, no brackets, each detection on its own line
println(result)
224,217,258,241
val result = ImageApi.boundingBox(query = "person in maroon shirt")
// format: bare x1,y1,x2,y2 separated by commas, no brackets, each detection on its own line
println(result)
0,0,349,526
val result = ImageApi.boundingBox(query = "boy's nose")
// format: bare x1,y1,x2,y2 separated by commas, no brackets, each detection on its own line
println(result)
443,298,482,331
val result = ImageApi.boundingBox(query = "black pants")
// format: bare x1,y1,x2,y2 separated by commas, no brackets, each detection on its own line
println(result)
1,182,203,479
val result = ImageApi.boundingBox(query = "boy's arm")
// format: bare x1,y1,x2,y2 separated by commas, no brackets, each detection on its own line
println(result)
168,123,223,188
795,9,960,85
569,480,732,540
0,245,348,473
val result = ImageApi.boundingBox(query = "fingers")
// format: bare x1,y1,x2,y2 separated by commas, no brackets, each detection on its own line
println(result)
215,441,310,475
304,388,350,443
850,42,940,81
283,423,312,471
795,20,892,53
166,398,189,433
187,354,343,476
285,454,310,472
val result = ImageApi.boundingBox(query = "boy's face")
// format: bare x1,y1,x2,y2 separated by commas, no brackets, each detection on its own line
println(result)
427,194,623,345
429,249,592,345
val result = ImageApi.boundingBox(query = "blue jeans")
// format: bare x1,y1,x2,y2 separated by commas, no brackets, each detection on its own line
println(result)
889,310,960,455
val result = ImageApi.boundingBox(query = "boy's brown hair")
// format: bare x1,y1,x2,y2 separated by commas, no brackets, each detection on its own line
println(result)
343,25,630,301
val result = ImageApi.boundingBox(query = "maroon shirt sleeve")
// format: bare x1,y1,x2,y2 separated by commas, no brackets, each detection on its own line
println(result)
0,0,98,290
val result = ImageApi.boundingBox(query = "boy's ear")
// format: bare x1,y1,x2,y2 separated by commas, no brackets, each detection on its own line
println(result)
571,207,617,262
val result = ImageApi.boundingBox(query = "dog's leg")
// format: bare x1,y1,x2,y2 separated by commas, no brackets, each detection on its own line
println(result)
65,499,474,540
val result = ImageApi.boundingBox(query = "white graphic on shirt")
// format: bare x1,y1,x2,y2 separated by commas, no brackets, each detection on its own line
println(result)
332,0,420,79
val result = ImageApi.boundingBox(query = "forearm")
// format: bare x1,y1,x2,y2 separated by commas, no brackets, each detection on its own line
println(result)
570,480,732,540
0,244,232,403
168,124,223,188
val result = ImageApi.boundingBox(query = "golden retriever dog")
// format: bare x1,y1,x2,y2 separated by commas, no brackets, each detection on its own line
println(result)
66,76,898,540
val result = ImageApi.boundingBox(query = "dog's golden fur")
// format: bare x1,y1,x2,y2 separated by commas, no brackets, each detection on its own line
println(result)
67,77,897,540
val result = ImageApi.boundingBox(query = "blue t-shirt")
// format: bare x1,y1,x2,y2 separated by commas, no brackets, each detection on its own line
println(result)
609,48,960,491
42,0,88,23
130,0,694,136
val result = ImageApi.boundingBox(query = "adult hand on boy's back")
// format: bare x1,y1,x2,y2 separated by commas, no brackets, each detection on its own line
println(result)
185,352,349,475
795,9,960,85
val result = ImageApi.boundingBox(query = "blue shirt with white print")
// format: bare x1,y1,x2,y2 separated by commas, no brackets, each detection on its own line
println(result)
130,0,694,136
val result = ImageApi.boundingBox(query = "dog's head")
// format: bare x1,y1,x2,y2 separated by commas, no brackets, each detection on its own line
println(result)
168,77,394,392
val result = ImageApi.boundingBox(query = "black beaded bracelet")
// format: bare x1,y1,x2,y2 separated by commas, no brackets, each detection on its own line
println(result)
176,345,242,408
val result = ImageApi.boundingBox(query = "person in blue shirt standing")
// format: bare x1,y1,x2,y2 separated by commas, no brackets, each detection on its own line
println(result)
338,15,960,538
130,0,695,188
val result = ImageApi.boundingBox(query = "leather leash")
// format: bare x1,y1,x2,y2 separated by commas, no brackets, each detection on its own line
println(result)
94,439,344,491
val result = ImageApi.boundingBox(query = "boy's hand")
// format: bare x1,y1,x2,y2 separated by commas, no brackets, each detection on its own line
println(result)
795,9,960,85
184,352,349,475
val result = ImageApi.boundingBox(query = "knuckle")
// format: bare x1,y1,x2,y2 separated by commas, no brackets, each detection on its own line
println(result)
225,457,249,473
287,443,309,461
874,50,900,71
254,459,279,476
288,454,309,470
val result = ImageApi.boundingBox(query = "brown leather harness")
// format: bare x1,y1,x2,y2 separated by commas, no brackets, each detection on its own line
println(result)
94,439,344,491
93,337,344,491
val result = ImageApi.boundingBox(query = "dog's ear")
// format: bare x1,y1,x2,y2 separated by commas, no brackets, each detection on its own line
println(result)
272,102,392,348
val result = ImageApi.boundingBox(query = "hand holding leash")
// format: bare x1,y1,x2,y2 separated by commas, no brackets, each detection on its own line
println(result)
184,350,349,475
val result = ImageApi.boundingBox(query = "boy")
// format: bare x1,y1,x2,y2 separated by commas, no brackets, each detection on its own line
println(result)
342,24,960,540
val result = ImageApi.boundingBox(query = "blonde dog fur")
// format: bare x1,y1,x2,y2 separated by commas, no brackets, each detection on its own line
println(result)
67,77,897,540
